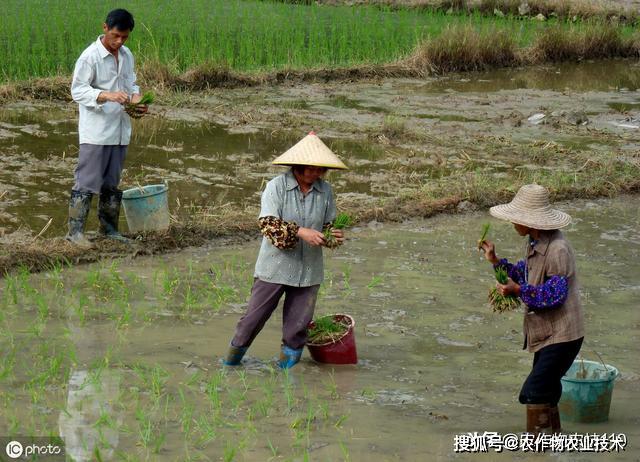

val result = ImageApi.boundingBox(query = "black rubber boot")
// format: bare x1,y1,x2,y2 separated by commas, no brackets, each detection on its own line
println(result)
66,190,94,249
98,187,131,243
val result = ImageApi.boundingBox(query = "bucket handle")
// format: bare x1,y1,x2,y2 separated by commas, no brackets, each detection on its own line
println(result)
133,179,168,197
135,181,146,196
591,349,611,375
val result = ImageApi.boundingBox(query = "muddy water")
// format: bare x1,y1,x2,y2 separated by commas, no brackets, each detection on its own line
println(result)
2,59,640,236
0,195,637,460
414,59,640,93
0,104,386,234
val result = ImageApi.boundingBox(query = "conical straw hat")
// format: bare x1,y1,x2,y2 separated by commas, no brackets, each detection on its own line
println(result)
272,132,348,170
489,184,572,230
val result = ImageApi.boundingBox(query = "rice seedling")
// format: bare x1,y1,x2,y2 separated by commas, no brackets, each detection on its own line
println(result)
324,213,353,249
94,407,118,430
341,264,353,294
114,300,132,329
307,315,350,345
193,414,218,446
135,410,155,451
282,370,296,411
73,293,89,325
317,400,330,420
339,440,351,461
266,437,279,457
334,413,349,428
367,274,383,289
477,223,491,249
223,441,238,462
158,267,181,298
149,365,169,400
0,349,16,382
488,267,521,312
324,372,339,400
204,370,225,411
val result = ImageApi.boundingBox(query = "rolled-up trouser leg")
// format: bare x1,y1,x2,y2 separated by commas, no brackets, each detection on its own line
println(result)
281,284,320,350
519,337,583,406
230,279,285,349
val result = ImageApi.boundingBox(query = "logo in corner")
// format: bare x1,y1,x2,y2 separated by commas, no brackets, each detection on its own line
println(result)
6,440,24,459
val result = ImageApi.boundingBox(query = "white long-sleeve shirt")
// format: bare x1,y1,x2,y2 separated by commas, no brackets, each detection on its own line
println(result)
71,36,140,145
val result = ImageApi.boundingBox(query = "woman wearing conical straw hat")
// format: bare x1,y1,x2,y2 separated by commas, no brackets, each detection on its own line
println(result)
223,132,348,369
479,184,584,435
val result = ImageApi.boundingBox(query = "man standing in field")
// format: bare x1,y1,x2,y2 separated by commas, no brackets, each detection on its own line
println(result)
67,8,147,248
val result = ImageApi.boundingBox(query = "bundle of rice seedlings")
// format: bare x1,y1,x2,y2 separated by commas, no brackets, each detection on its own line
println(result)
125,91,155,118
324,213,353,249
488,266,521,313
307,315,350,345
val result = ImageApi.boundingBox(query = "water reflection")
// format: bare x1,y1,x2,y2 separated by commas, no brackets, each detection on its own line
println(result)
58,326,121,461
417,59,640,93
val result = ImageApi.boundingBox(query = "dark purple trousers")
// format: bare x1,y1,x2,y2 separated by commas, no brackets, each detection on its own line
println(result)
231,279,320,350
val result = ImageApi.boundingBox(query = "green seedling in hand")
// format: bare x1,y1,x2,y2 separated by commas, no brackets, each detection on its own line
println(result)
125,91,155,118
324,213,353,249
478,223,490,250
488,266,521,313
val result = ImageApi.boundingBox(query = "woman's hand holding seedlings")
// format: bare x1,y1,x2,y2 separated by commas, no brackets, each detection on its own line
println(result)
480,240,499,265
298,227,325,247
330,229,345,245
497,278,521,297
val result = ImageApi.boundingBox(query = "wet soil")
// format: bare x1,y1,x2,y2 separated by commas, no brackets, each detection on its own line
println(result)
1,60,640,273
0,195,637,460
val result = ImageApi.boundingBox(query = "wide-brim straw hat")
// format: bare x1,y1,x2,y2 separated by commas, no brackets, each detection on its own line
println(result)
272,131,348,170
489,184,572,230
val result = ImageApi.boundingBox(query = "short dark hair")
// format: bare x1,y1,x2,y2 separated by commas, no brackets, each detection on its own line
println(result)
105,9,135,31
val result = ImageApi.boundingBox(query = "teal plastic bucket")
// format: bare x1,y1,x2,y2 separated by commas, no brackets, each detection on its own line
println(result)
559,359,619,423
122,184,170,233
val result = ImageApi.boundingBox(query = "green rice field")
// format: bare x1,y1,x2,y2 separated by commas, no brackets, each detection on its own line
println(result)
1,0,636,82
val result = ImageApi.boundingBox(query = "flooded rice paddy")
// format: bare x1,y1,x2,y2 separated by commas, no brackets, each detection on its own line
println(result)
0,195,638,461
1,60,640,236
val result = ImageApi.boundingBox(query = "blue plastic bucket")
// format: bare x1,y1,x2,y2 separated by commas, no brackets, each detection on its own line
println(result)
559,359,619,423
122,184,170,233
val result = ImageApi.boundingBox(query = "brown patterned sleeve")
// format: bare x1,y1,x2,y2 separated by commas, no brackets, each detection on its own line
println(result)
259,216,300,249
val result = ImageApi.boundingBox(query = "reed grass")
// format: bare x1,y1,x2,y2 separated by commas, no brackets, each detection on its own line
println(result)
1,0,637,85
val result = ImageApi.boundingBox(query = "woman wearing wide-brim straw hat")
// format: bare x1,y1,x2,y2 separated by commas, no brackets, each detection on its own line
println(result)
479,184,584,435
223,132,347,369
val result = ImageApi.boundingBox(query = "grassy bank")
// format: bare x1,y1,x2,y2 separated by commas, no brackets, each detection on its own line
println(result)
1,0,637,85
